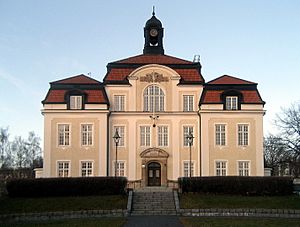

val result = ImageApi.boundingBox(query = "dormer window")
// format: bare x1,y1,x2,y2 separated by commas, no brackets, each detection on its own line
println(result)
226,96,238,110
70,95,82,109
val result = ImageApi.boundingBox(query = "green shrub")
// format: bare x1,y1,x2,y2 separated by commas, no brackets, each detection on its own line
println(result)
6,177,127,198
178,176,293,196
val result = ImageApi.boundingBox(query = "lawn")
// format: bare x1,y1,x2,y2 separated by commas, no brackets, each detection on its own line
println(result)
0,195,127,214
180,217,300,227
3,218,126,227
180,193,300,209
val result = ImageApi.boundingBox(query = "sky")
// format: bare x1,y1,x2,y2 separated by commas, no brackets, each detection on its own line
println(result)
0,0,300,141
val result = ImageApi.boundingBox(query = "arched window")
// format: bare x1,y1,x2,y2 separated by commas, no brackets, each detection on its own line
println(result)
143,85,165,112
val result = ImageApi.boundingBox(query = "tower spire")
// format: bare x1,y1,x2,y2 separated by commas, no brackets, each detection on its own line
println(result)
152,6,155,16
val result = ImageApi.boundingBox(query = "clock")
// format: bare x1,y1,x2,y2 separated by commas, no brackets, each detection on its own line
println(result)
150,28,158,37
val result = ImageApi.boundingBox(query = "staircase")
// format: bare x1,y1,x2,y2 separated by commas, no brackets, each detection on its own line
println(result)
131,187,177,216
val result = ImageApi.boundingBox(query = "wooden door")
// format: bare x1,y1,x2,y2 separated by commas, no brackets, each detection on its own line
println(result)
148,162,161,186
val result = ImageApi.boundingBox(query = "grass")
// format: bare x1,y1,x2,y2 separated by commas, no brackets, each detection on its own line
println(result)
180,217,300,227
3,218,126,227
180,193,300,209
0,195,127,214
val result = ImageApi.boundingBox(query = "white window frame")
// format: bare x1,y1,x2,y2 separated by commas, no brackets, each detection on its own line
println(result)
143,85,165,112
114,95,125,111
157,125,169,147
183,126,194,147
113,126,125,147
215,160,227,176
70,95,82,110
140,126,151,147
238,161,250,176
57,123,71,147
226,96,238,110
183,95,194,112
113,160,126,177
80,160,94,177
57,160,70,177
183,161,195,177
81,123,93,146
238,124,249,146
215,124,226,146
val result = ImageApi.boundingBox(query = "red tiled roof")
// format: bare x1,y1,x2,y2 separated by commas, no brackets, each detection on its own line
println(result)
51,74,100,84
208,75,256,85
113,54,194,65
43,89,107,104
104,68,203,83
201,90,264,104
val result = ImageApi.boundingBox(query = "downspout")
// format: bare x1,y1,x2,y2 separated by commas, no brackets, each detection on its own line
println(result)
198,110,202,177
106,111,111,176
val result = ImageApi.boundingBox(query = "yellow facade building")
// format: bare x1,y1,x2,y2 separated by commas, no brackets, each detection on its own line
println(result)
41,13,265,187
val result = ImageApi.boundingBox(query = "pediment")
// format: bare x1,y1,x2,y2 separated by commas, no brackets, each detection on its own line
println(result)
140,147,169,158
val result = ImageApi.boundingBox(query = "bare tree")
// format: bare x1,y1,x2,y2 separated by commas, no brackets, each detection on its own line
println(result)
264,135,289,176
275,101,300,176
11,136,29,168
0,127,13,168
25,131,42,168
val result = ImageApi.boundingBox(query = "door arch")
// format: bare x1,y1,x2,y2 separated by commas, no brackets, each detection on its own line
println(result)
147,162,161,186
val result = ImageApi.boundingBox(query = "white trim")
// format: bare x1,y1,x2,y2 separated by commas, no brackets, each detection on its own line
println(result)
237,123,250,147
56,160,71,177
237,160,251,176
157,125,169,147
214,160,228,176
79,160,94,177
214,123,227,147
57,123,71,148
182,125,194,147
182,160,195,177
139,125,152,147
80,123,94,147
112,160,126,177
113,125,126,147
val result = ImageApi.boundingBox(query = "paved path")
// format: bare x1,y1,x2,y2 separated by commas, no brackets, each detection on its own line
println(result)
124,216,183,227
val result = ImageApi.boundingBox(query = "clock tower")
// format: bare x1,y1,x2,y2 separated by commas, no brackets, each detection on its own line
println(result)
143,11,164,55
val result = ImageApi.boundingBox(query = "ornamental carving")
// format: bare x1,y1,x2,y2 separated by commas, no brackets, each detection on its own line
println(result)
140,147,169,158
140,72,169,83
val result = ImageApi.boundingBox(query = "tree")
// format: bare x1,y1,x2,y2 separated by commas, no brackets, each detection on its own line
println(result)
0,127,13,168
11,136,29,168
25,131,42,168
264,135,289,176
275,101,300,176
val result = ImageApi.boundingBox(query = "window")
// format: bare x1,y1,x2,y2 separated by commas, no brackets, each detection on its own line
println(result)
216,161,227,176
238,161,250,176
57,161,70,177
114,161,125,177
183,95,194,111
114,126,125,147
238,124,249,146
114,95,125,111
81,161,93,176
81,124,93,146
70,95,82,109
183,161,194,177
143,85,165,112
183,126,194,146
226,96,238,110
140,126,151,146
215,124,226,146
58,124,70,146
158,126,168,147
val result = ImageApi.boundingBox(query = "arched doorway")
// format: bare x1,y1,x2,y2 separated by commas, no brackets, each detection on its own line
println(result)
148,162,161,186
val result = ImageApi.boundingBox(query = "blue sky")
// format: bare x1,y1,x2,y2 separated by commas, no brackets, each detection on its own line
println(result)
0,0,299,140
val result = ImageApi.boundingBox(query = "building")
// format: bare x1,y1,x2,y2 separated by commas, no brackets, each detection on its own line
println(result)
41,13,265,187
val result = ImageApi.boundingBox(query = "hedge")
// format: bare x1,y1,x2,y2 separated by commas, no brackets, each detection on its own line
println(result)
178,176,294,196
6,177,127,198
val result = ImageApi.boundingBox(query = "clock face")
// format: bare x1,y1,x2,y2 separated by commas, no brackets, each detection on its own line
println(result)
150,28,158,37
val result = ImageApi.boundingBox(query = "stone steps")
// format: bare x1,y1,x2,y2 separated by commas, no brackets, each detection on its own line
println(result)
131,187,177,216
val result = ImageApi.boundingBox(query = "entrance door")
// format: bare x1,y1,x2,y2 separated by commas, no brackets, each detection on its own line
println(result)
148,162,161,186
